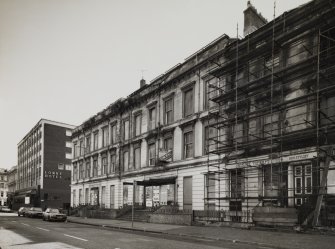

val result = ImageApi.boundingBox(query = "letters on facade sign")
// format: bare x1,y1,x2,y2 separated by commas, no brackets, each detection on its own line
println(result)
230,152,317,167
44,170,62,179
158,150,172,162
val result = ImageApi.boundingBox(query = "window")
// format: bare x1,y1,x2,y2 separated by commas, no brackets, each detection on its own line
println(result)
148,142,156,166
79,161,83,179
134,114,141,136
85,160,91,178
148,107,156,130
183,128,193,159
205,173,216,210
79,139,84,156
123,151,129,171
134,146,141,169
79,189,83,204
93,158,98,177
0,191,3,197
73,164,77,181
164,136,173,151
110,153,116,173
72,190,76,206
164,97,174,124
86,136,91,153
110,123,117,144
230,169,243,198
102,157,107,175
263,113,279,138
73,142,77,158
102,126,109,147
204,125,218,155
101,186,106,208
204,77,222,110
232,123,244,145
93,132,99,150
264,165,279,197
110,185,115,209
85,188,89,204
123,120,129,140
183,87,194,117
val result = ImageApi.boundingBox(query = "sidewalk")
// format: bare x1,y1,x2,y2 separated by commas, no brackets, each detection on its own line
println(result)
67,216,335,249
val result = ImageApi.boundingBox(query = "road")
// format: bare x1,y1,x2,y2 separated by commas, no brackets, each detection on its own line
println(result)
0,214,275,249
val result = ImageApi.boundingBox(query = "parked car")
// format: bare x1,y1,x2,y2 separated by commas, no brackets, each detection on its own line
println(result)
18,207,29,217
26,207,43,218
0,206,11,213
42,208,67,222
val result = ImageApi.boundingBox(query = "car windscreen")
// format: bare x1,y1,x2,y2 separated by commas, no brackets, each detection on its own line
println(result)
50,209,60,213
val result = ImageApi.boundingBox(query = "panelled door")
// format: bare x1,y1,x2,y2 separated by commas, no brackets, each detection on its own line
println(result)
294,164,312,206
183,176,193,211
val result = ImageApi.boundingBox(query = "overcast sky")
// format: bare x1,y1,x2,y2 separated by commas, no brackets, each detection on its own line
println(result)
0,0,310,169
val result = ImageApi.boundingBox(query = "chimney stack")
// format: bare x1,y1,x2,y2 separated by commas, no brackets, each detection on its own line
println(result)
243,1,267,36
140,78,146,88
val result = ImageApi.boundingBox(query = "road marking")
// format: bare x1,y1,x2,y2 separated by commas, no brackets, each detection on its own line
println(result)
11,221,17,222
21,223,30,226
64,234,88,241
36,227,50,232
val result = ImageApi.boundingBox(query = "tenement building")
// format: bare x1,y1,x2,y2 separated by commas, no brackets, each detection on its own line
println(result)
15,119,75,210
71,0,335,227
0,168,8,206
6,166,17,209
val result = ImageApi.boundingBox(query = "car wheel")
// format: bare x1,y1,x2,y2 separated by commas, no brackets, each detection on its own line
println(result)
18,214,20,217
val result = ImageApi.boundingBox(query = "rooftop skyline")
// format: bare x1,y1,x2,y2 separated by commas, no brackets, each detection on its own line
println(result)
0,0,310,169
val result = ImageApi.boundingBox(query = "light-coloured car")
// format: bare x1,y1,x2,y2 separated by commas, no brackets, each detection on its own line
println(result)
42,208,67,222
0,206,11,213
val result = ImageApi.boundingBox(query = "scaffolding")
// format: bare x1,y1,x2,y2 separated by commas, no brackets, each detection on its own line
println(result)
203,0,335,227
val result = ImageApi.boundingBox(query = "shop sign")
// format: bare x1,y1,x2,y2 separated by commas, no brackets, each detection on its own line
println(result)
231,152,317,167
25,196,30,204
44,170,62,179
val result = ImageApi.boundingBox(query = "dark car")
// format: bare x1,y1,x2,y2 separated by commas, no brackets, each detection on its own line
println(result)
18,207,29,217
42,208,67,222
26,207,43,218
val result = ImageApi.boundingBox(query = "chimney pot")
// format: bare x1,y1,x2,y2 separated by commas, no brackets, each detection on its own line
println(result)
140,79,146,88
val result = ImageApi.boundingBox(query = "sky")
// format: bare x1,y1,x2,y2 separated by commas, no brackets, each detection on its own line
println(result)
0,0,311,169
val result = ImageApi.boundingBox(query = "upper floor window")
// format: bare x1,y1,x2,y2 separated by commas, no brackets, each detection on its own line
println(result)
148,142,156,166
73,142,77,158
79,162,84,179
134,144,141,169
183,86,194,117
110,123,117,144
123,151,129,171
86,136,91,153
102,126,109,147
93,132,99,151
148,107,156,130
183,126,194,159
79,139,84,156
85,160,91,178
134,114,142,136
164,97,174,125
110,153,116,173
102,156,107,175
204,124,218,155
123,120,130,141
73,164,78,181
93,158,98,177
